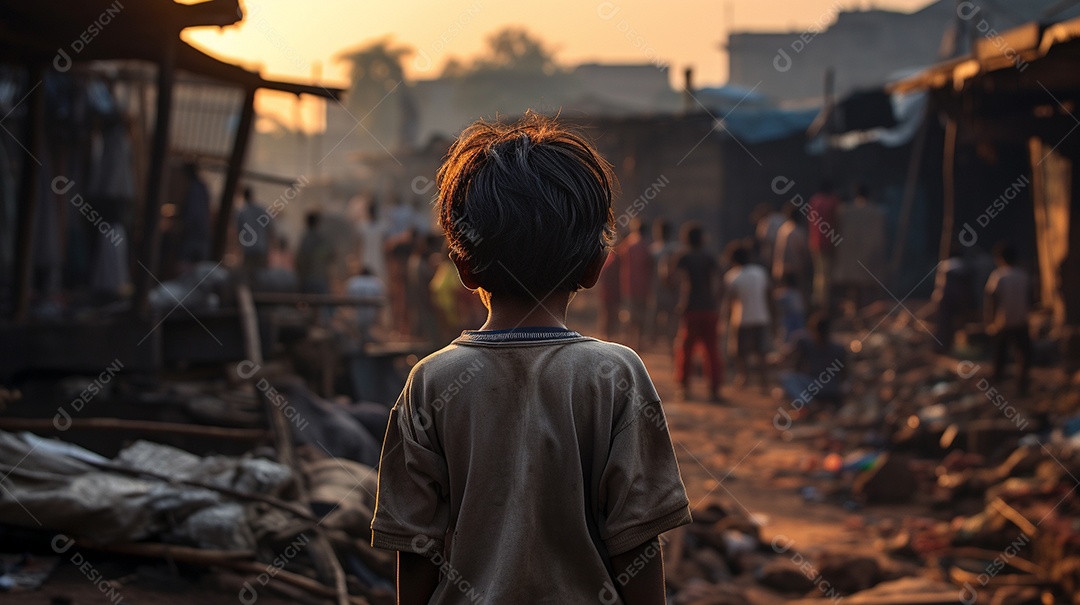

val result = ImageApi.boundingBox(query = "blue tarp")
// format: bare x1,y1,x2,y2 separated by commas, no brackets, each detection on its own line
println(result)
719,107,820,145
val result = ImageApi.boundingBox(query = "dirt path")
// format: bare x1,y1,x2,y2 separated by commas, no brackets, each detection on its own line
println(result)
640,351,923,554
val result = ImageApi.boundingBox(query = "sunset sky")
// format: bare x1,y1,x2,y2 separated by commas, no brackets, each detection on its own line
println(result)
182,0,933,130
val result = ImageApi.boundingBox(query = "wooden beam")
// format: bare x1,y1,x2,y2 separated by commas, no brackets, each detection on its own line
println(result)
213,85,257,261
0,417,268,441
132,35,178,315
10,65,44,321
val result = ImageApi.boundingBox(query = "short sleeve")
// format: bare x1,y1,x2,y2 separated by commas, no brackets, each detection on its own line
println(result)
599,400,692,556
370,384,450,553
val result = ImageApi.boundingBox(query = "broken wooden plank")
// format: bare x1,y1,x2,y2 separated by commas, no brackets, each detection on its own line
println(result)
0,417,268,441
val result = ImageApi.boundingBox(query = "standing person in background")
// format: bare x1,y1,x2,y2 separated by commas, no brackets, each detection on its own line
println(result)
808,180,841,313
357,198,388,281
774,273,807,344
773,205,811,307
236,186,272,283
778,313,847,416
385,227,417,337
932,243,973,354
408,234,442,344
598,246,622,341
832,184,887,314
619,218,652,351
673,222,724,402
985,243,1032,395
295,211,335,298
722,242,772,392
344,260,386,345
754,202,786,272
178,161,211,273
650,217,680,352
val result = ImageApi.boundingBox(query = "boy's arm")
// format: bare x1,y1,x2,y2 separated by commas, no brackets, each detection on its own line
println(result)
610,538,666,605
397,551,440,605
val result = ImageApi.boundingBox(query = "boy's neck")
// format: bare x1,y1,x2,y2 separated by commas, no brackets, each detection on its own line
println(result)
479,291,572,331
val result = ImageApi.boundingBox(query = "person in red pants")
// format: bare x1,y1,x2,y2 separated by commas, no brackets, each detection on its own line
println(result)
672,222,725,402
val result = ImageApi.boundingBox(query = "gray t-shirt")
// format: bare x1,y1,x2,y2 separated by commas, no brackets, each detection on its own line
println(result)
371,329,692,603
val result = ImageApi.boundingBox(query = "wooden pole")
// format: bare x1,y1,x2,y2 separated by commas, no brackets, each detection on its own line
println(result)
237,284,351,605
940,116,958,264
212,86,257,261
890,107,931,283
132,35,178,315
11,65,45,321
80,542,370,605
0,417,268,441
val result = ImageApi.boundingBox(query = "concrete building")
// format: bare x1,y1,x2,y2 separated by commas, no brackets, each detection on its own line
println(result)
726,0,1075,105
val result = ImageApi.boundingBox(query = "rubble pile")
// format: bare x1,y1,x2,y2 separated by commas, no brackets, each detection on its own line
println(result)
767,310,1080,604
0,370,395,605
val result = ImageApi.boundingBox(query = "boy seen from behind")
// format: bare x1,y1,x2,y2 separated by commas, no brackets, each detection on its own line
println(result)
371,114,692,604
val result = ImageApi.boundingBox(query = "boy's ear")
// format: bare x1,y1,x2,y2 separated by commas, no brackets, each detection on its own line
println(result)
450,253,482,291
577,250,608,290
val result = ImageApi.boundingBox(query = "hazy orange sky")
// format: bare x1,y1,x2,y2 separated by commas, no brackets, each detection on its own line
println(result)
182,0,933,130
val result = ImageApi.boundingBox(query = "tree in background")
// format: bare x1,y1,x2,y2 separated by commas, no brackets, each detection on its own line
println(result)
337,37,417,150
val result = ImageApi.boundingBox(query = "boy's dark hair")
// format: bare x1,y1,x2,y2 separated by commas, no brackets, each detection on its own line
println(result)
818,179,834,194
994,242,1017,265
306,211,320,230
436,112,616,297
681,222,703,248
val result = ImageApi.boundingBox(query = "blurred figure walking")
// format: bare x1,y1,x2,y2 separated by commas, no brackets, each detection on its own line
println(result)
650,218,680,352
723,242,772,391
673,222,724,402
985,243,1032,394
807,180,840,312
619,218,652,351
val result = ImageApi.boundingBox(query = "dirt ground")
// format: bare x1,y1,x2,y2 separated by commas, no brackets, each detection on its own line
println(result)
3,347,933,604
639,349,932,571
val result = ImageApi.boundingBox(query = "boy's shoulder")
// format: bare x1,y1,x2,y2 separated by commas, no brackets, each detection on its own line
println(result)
409,338,648,378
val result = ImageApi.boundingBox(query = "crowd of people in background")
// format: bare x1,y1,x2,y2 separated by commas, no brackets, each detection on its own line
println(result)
224,175,1032,413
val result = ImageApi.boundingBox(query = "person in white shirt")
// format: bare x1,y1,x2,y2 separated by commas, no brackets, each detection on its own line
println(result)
723,242,773,391
984,243,1031,394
